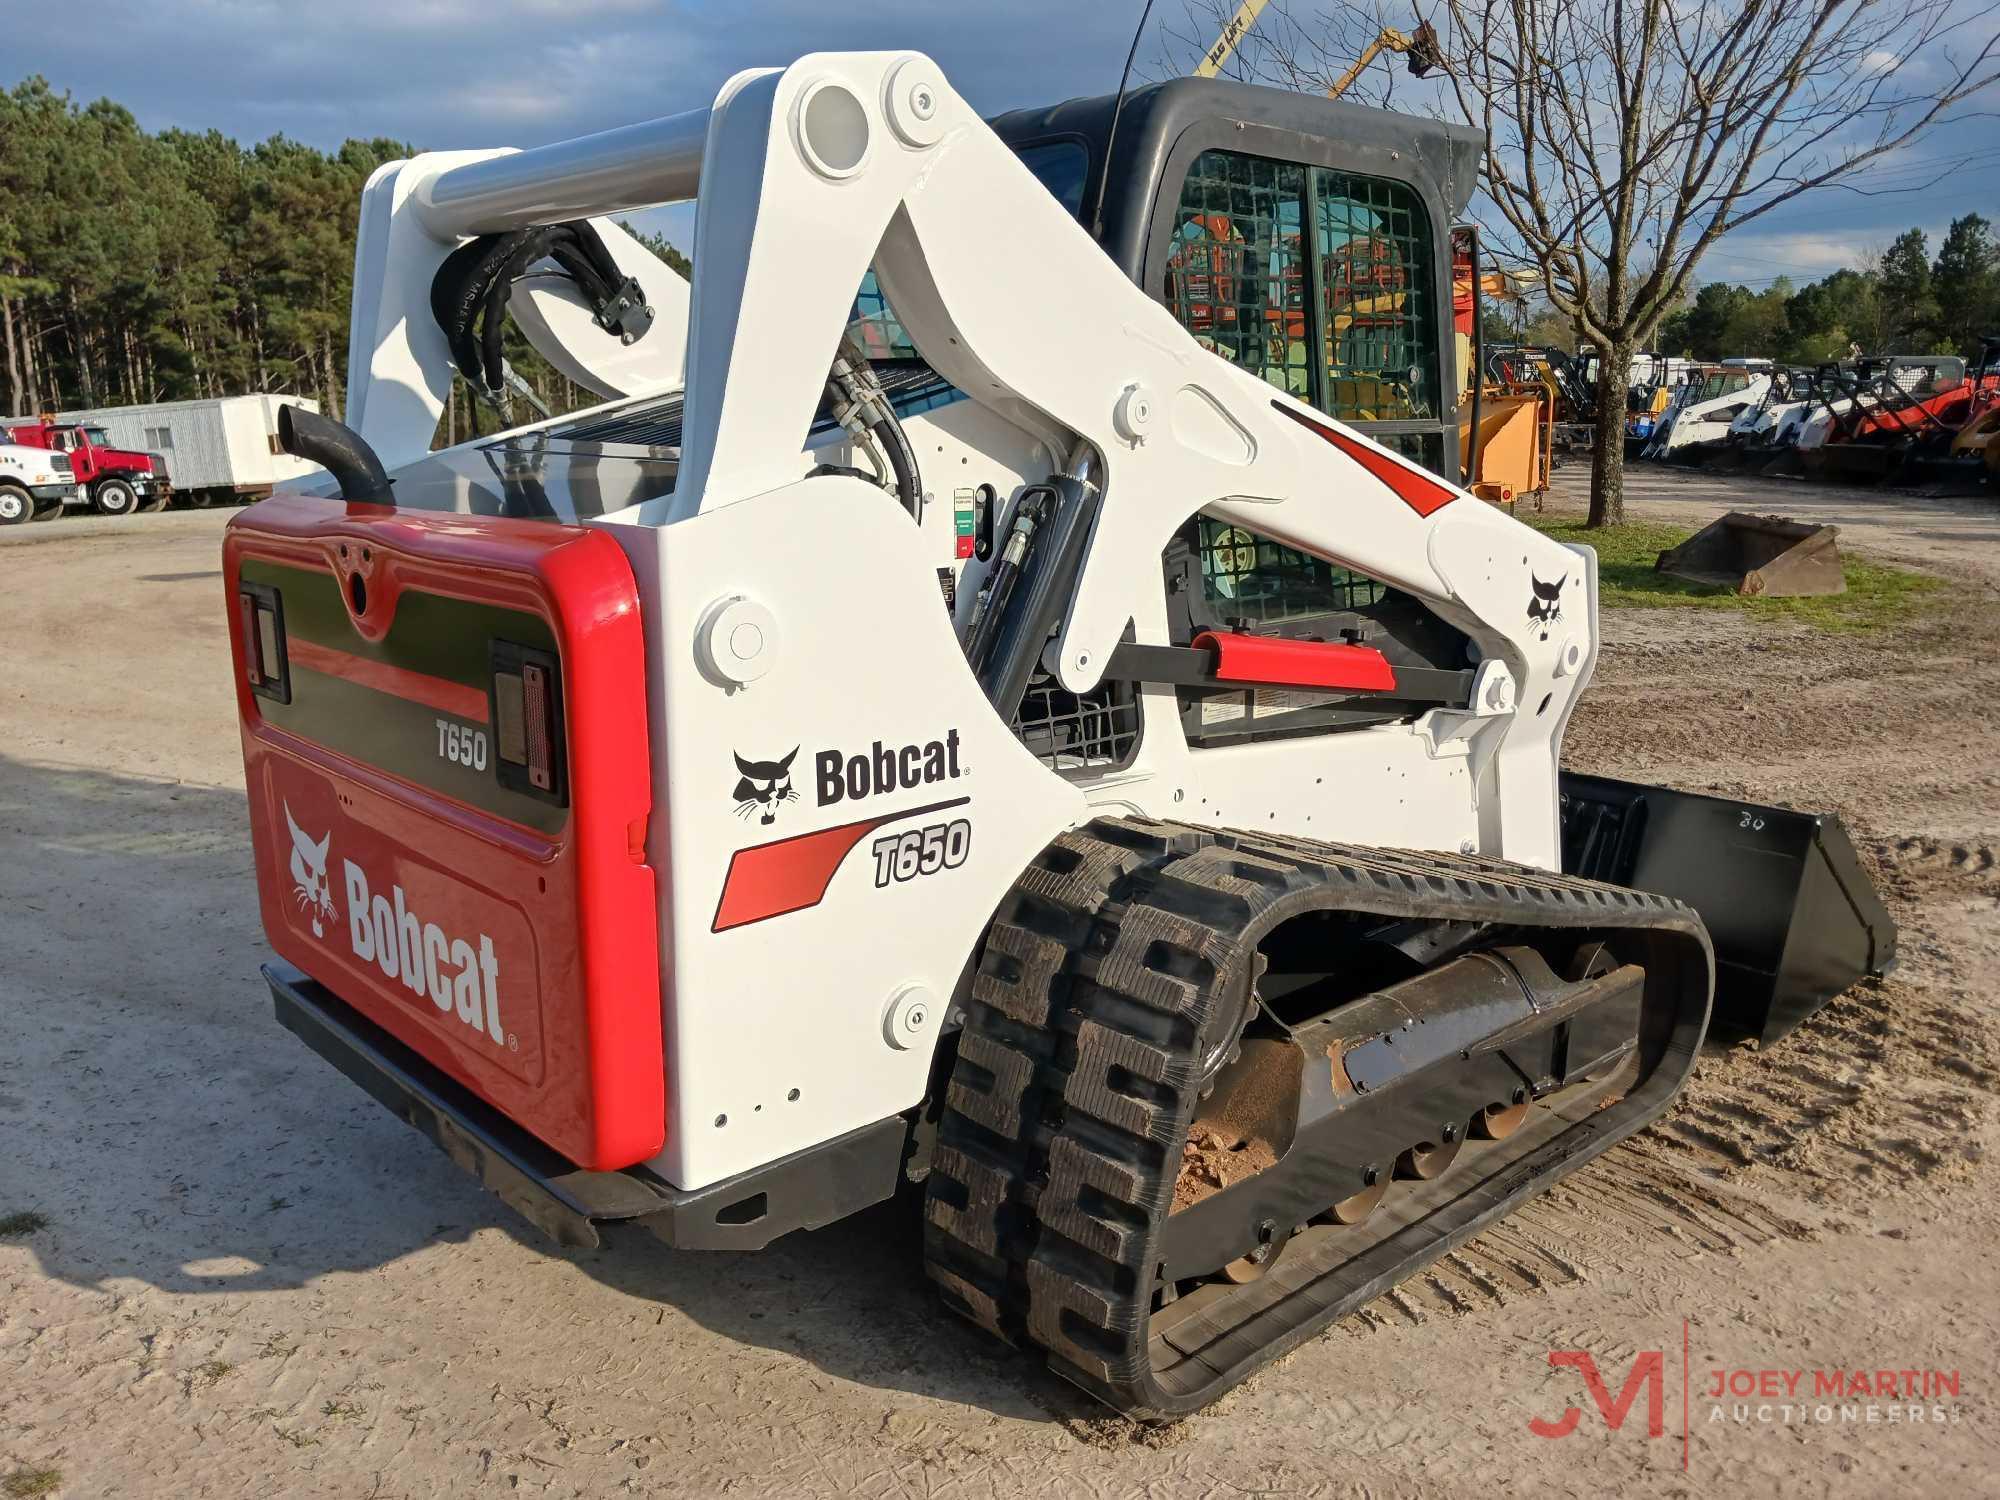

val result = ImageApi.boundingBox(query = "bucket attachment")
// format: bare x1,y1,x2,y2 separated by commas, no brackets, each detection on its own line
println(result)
1559,773,1897,1046
1655,511,1844,598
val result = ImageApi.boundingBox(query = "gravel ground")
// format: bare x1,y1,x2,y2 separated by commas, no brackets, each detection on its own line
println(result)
3,470,1996,1497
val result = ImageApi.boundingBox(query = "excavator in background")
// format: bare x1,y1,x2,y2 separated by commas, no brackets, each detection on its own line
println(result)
1195,2,1442,102
226,54,1895,1420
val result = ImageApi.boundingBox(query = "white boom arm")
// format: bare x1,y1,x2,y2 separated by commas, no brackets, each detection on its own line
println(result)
345,114,709,468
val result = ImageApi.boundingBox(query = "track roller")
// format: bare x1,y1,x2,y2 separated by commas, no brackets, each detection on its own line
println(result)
1472,1099,1531,1140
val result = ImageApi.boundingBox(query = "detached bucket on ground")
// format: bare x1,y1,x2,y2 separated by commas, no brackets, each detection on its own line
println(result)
1656,512,1845,597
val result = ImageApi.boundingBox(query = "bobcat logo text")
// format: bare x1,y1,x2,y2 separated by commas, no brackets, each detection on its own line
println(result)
343,862,506,1045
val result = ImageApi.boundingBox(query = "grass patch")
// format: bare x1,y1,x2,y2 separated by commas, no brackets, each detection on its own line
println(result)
0,1211,49,1238
185,1359,234,1394
1527,518,1942,631
3,1469,61,1499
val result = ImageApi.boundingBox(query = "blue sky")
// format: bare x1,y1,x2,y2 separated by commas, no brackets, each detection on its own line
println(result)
9,0,1997,288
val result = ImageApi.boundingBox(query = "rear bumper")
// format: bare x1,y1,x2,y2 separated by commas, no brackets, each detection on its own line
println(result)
265,961,908,1250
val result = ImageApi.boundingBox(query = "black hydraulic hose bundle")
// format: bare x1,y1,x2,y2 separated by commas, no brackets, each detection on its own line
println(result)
429,220,649,414
823,332,923,522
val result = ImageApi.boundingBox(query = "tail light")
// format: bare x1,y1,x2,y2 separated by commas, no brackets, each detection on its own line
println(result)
491,642,566,804
238,582,290,704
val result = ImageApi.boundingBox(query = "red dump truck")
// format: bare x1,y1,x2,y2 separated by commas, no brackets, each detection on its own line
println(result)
3,418,171,517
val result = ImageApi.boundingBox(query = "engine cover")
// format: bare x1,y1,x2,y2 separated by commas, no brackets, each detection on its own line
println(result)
226,493,662,1171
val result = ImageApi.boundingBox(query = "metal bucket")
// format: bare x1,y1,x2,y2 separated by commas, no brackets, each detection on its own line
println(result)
1559,773,1897,1046
1655,512,1845,598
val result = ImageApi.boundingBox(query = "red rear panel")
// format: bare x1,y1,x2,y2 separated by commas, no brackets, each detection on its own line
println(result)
224,493,662,1171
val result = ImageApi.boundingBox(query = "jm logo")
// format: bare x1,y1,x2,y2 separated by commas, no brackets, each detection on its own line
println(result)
1530,1350,1666,1440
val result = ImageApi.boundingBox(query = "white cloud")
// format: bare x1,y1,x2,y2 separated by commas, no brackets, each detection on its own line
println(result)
1701,224,1954,285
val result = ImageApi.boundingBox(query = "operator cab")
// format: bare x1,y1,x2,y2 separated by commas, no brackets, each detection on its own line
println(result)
988,82,1483,761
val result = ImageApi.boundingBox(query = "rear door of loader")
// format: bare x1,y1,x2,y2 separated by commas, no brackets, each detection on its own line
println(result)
225,493,663,1171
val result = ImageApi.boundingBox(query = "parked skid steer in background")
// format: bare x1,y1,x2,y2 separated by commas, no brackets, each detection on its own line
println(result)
224,54,1895,1419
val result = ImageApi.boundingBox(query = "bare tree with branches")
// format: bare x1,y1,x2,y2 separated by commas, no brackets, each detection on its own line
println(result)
1170,0,2000,523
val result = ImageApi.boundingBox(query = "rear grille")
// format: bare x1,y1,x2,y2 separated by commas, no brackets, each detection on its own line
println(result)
1010,680,1140,774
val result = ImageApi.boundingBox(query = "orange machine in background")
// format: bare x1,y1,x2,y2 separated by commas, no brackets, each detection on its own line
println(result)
1452,226,1550,507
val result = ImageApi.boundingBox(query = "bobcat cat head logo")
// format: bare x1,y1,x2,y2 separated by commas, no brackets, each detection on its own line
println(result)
1527,573,1566,639
285,801,337,938
733,749,799,826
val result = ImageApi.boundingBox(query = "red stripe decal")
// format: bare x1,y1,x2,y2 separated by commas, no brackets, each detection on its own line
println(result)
1274,400,1458,518
288,637,490,723
1195,630,1396,692
712,797,971,933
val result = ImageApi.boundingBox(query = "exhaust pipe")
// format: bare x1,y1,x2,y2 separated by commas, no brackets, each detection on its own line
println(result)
278,405,392,504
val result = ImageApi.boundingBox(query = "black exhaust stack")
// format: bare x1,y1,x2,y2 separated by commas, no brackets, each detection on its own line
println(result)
278,405,392,504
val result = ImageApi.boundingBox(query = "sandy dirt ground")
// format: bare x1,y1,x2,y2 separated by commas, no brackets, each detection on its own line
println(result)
3,471,1997,1498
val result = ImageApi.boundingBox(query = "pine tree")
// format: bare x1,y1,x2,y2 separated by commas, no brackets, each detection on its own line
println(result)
1931,215,1999,359
1876,229,1939,351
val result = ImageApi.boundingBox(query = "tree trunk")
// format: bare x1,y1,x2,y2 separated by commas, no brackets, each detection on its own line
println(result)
24,315,45,411
1586,340,1635,527
66,292,98,409
251,302,268,391
0,296,20,416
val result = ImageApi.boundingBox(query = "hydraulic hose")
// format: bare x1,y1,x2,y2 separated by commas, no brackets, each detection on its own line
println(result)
429,219,646,405
823,332,922,522
278,405,392,503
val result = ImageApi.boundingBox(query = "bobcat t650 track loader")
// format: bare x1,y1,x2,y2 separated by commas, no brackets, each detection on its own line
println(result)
225,54,1895,1418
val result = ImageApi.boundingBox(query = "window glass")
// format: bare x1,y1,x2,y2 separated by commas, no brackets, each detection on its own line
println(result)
1163,153,1312,398
1014,139,1089,218
1313,168,1436,421
848,271,915,361
1195,515,1385,626
846,139,1092,361
1162,150,1439,424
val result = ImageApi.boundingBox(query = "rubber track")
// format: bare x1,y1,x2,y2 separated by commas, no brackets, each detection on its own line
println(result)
921,815,1709,1418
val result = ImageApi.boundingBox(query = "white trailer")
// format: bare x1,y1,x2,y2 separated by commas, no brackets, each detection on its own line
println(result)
52,395,326,506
